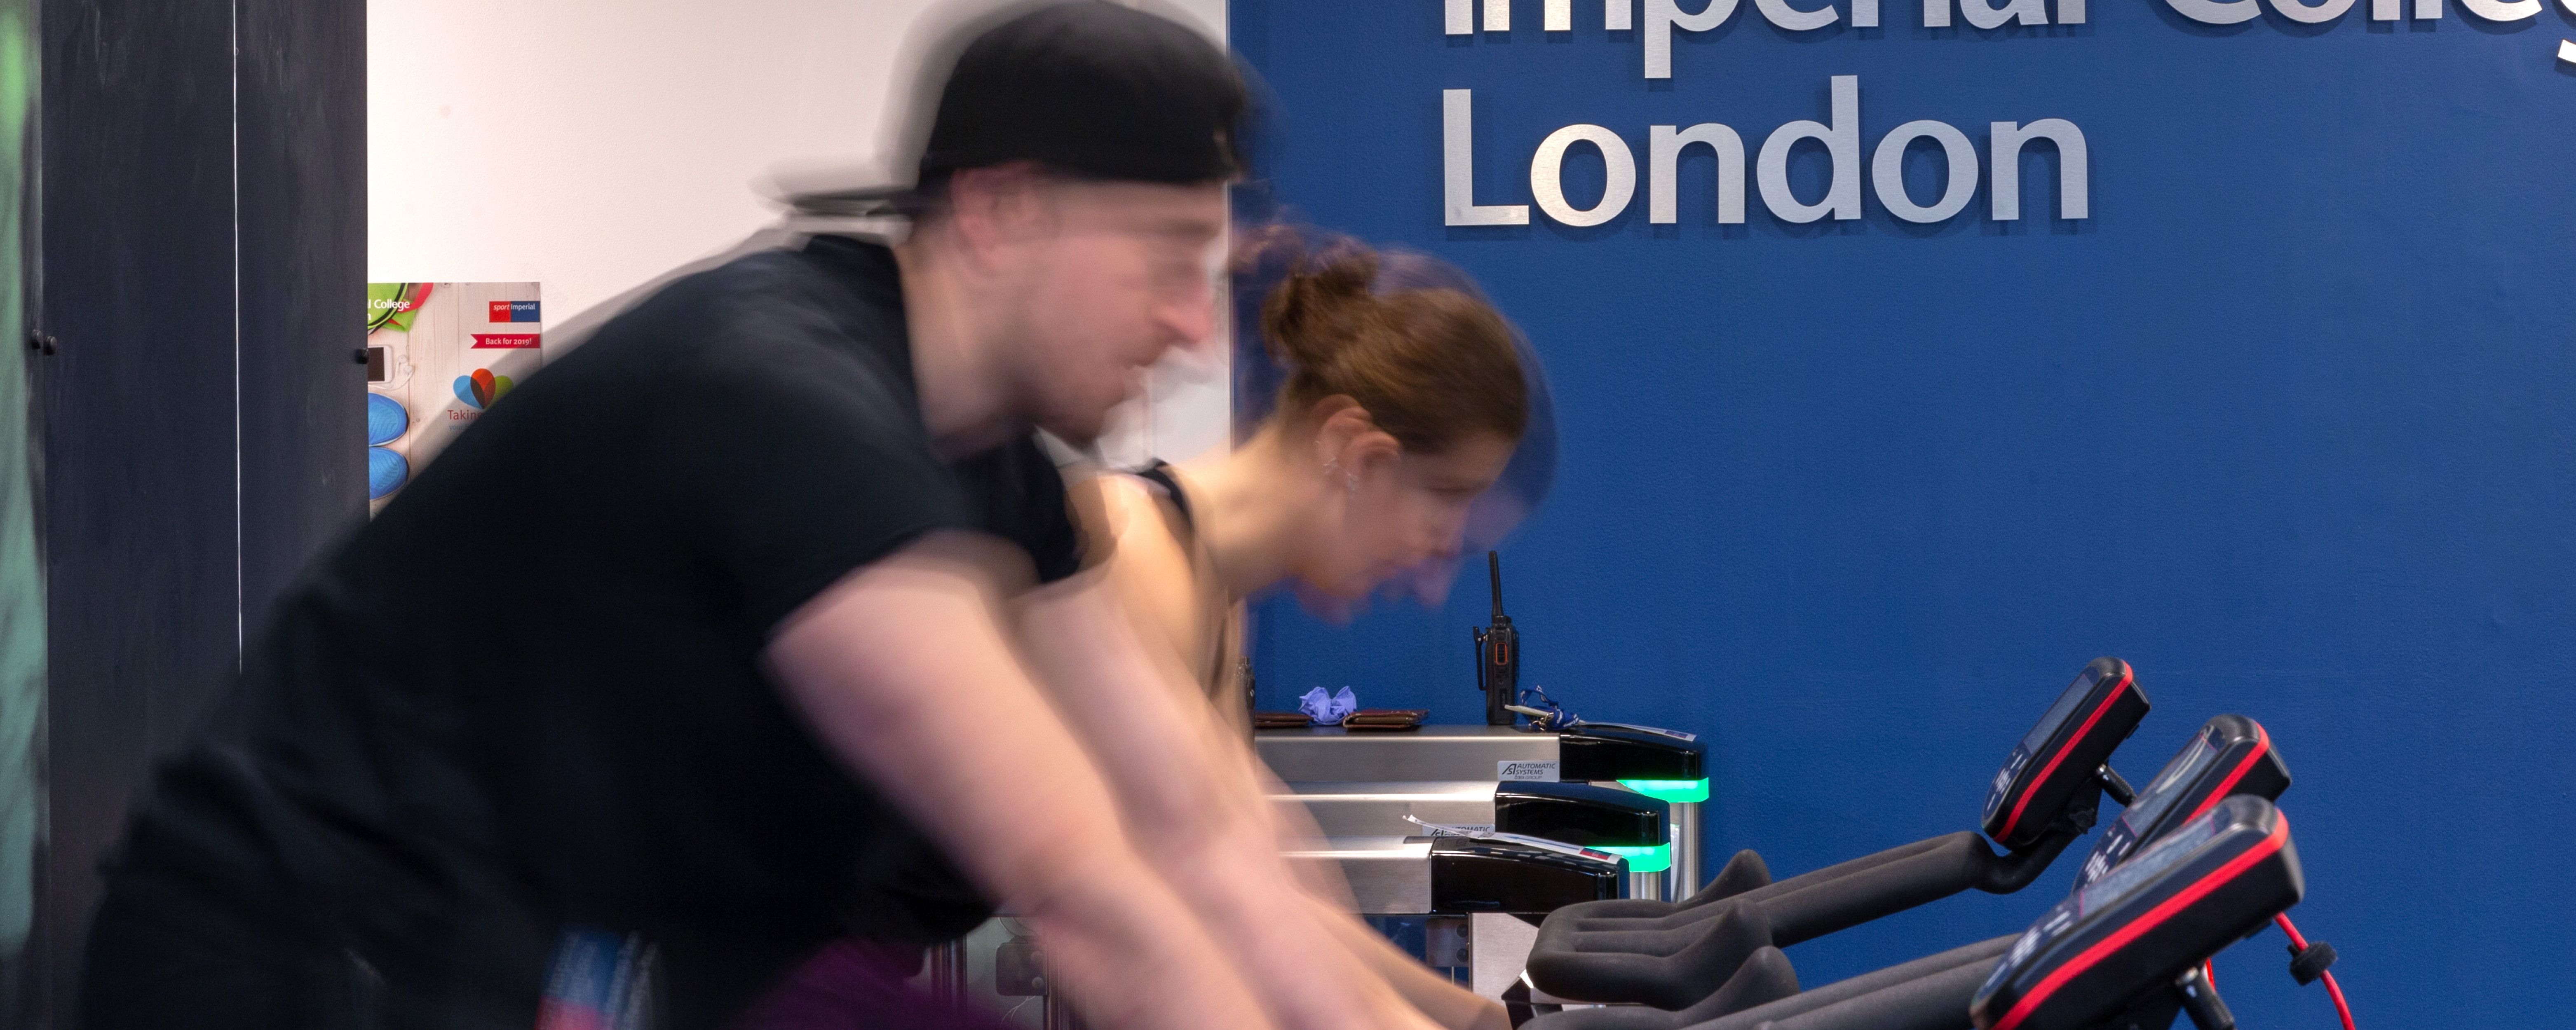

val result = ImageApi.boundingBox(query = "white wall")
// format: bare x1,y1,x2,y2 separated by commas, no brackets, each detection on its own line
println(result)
368,0,1230,463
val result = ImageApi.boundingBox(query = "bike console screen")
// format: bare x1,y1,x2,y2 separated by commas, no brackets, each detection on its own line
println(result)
2073,714,2291,890
1970,795,2305,1030
1980,658,2150,850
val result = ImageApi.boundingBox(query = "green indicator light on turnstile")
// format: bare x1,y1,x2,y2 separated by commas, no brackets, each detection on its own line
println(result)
1598,844,1672,873
1617,779,1711,804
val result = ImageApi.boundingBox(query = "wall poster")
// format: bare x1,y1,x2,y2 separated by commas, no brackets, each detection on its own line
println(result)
365,282,543,510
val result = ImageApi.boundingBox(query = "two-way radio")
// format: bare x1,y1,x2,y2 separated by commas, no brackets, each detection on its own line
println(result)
1473,551,1520,727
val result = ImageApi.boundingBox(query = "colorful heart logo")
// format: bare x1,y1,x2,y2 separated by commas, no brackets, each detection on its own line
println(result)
454,368,516,410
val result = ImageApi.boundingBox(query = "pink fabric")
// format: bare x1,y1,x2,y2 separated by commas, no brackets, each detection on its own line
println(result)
733,939,1017,1030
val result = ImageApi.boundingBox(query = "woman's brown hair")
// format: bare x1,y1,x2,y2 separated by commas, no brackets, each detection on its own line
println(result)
1257,240,1528,453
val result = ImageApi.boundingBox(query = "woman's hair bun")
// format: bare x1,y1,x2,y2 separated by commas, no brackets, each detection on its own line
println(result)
1244,229,1528,454
1260,240,1382,371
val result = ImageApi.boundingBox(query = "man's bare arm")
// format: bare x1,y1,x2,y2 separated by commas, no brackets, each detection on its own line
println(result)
767,533,1272,1030
1015,573,1443,1030
1311,895,1511,1030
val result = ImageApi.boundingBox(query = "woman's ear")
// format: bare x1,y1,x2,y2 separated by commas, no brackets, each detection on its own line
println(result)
1345,427,1403,478
1309,396,1373,468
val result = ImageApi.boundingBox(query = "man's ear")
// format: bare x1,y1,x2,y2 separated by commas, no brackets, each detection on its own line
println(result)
940,162,1053,269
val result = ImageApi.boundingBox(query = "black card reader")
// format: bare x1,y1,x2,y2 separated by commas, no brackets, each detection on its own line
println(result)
1473,551,1520,727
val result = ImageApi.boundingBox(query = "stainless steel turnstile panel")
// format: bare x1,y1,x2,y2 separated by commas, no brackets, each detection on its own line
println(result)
1276,781,1500,837
945,728,1703,1025
1260,726,1701,902
1284,836,1435,914
1255,726,1558,783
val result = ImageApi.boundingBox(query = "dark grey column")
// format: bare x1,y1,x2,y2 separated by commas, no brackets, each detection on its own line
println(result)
235,0,367,639
21,0,363,1023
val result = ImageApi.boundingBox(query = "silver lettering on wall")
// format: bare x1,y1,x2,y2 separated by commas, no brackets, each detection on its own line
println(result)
1755,75,1863,223
1926,0,2083,27
1462,0,2553,64
1443,77,2091,228
2162,0,2263,23
1444,90,1532,226
2171,0,2547,20
1757,0,1842,32
1989,119,2090,221
2273,0,2361,21
1959,0,2051,29
1645,0,1738,79
2456,0,2541,18
1435,0,2555,234
1649,124,1748,224
1872,119,1980,223
1531,124,1640,226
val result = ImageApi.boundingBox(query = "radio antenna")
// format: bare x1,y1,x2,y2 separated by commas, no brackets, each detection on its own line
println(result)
1488,551,1506,619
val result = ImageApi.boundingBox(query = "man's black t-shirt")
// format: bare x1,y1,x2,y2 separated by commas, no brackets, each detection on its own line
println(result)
108,236,1077,1027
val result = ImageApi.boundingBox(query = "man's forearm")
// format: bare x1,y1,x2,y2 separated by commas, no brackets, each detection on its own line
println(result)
1013,573,1284,847
1311,894,1511,1030
769,537,1275,1030
1015,576,1435,1030
1017,839,1281,1030
1159,827,1443,1030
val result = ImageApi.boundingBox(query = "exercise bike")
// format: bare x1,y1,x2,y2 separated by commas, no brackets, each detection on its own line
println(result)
1524,658,2151,1009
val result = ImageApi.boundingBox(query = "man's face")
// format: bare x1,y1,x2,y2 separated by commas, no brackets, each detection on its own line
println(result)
996,179,1227,442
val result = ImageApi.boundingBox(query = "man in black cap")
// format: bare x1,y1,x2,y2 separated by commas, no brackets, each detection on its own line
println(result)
77,5,1445,1030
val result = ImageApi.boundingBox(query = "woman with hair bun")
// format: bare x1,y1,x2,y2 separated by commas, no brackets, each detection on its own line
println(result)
1079,234,1531,729
1069,233,1534,1030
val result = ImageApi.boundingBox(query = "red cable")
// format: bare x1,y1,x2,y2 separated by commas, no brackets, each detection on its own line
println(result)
2273,912,2307,948
2273,913,2357,1030
2320,972,2357,1030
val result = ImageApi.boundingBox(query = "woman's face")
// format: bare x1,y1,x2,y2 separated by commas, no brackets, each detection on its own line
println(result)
1304,431,1518,603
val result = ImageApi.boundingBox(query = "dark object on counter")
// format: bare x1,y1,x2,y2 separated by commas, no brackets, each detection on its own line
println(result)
1472,551,1520,727
1253,710,1314,730
1344,709,1430,731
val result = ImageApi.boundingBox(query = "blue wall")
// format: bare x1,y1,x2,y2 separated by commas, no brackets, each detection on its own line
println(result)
1233,1,2576,1023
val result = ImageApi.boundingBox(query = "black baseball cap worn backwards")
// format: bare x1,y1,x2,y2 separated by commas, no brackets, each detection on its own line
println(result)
918,2,1249,187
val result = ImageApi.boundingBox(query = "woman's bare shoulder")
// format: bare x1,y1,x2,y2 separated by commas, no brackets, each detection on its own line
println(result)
1070,472,1199,595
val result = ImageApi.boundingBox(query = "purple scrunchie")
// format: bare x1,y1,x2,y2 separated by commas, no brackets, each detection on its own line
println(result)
1298,686,1359,725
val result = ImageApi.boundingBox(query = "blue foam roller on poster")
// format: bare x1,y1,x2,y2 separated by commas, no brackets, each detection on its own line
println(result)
368,446,410,500
366,392,409,446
